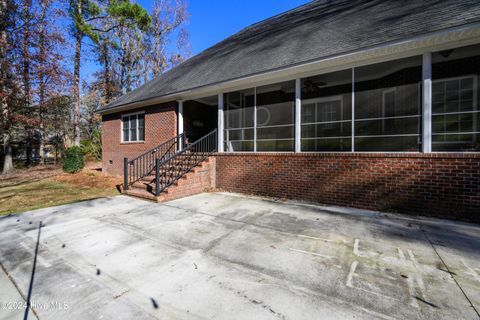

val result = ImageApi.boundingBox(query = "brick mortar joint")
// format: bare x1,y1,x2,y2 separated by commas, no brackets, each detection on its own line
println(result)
213,152,480,159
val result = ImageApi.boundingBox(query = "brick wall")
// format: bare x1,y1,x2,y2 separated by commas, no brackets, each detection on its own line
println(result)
102,102,177,176
214,153,480,222
160,157,216,202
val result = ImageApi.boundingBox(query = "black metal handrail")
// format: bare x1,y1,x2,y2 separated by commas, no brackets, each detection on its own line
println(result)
123,133,185,190
154,129,217,196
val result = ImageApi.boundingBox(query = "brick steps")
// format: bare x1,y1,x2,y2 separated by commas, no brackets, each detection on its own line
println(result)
123,188,165,202
123,157,215,202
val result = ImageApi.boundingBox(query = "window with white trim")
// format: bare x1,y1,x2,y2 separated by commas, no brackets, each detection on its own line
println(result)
122,113,145,142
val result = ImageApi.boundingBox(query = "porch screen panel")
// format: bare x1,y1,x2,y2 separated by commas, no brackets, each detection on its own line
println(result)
301,69,352,151
432,44,480,151
354,56,422,151
256,80,295,151
224,88,255,151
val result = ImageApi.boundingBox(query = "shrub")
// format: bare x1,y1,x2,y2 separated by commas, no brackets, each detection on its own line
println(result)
62,146,84,173
81,128,102,161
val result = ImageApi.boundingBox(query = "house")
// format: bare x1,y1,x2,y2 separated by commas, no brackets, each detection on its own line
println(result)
98,0,480,222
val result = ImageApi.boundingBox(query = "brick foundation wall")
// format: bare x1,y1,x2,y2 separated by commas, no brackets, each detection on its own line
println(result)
214,153,480,222
101,102,177,176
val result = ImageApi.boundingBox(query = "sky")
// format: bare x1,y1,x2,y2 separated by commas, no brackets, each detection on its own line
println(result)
187,0,310,54
81,0,311,81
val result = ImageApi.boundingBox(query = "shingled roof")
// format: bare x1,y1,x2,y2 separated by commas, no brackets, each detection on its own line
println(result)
100,0,480,112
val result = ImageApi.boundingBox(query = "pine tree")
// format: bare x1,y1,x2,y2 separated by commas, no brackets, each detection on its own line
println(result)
70,0,101,146
69,0,150,145
0,0,13,173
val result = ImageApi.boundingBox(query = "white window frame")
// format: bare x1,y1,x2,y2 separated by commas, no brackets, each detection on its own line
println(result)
121,111,145,143
431,75,478,145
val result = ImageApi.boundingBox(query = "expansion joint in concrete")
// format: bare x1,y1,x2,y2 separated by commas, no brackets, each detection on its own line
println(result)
419,226,480,318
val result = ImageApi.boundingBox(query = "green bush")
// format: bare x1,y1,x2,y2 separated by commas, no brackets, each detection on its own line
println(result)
62,146,84,173
81,128,102,161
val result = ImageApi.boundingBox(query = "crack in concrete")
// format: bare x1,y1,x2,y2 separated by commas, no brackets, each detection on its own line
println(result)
0,250,40,320
92,204,396,319
419,226,480,318
3,195,478,320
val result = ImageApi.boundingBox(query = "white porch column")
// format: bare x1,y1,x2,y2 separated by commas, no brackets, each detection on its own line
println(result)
422,53,432,153
217,93,224,152
177,100,184,150
295,78,301,152
253,87,257,152
351,67,355,152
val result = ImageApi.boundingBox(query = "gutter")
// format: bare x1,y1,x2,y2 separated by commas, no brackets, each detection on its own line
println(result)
98,22,480,115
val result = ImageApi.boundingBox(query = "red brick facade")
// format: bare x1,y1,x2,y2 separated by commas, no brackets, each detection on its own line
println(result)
102,102,177,176
101,104,479,221
214,153,480,222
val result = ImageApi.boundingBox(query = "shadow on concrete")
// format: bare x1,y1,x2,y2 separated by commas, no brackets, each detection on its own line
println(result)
24,221,42,320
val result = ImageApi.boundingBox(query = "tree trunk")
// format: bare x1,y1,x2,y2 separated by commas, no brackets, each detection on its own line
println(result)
143,62,148,84
0,106,12,175
2,132,13,174
72,0,82,146
38,0,46,163
126,61,132,93
102,43,112,104
23,0,32,166
23,0,30,104
25,129,32,166
120,32,127,94
0,0,13,174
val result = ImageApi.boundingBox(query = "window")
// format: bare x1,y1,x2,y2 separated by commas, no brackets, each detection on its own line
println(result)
122,113,145,142
301,69,352,151
354,56,422,151
432,44,480,151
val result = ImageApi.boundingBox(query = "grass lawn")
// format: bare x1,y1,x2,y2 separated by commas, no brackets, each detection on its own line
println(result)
0,164,122,215
0,179,119,215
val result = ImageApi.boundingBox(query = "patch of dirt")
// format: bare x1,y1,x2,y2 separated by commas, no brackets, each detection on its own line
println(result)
53,163,122,189
1,161,122,190
0,165,62,187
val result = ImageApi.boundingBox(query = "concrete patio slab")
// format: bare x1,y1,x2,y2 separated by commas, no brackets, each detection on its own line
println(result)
0,193,479,319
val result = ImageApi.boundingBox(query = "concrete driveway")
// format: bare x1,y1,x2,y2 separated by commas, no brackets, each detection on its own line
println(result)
0,193,479,320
